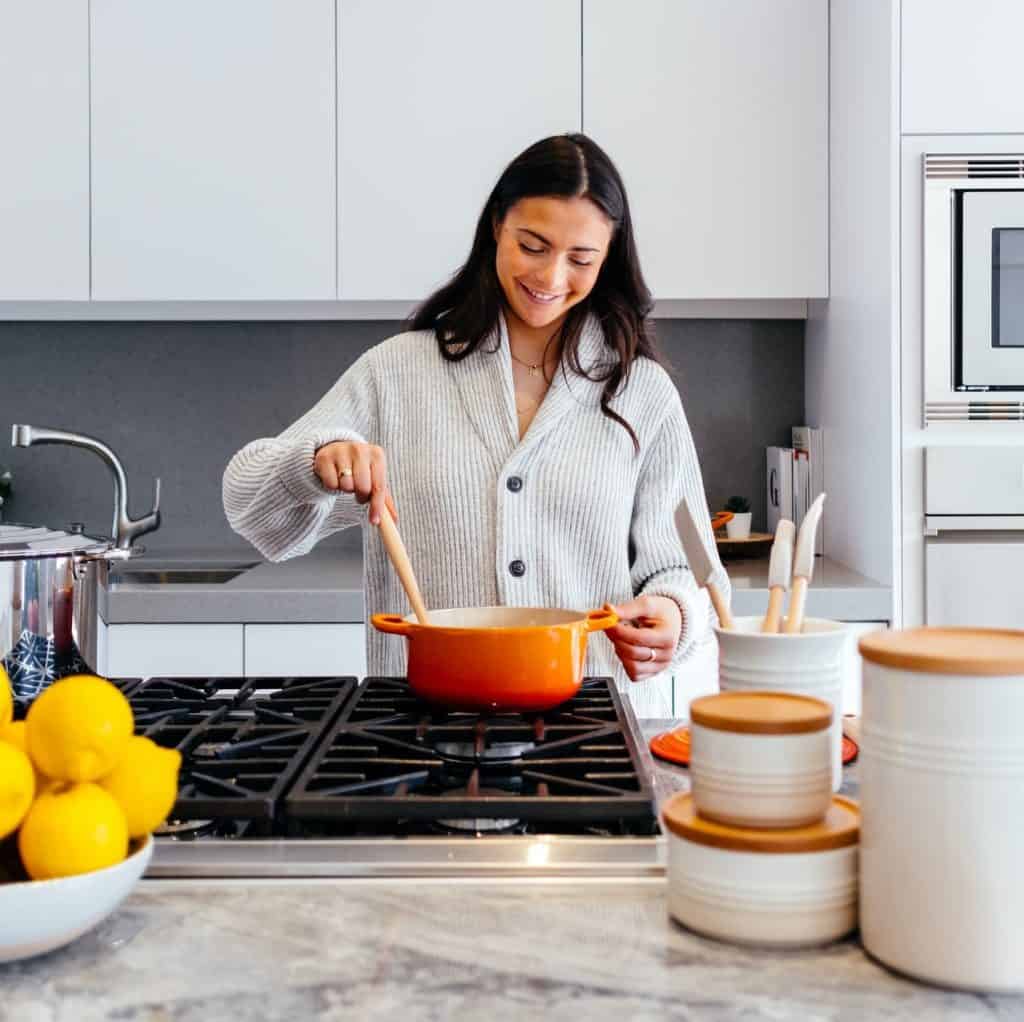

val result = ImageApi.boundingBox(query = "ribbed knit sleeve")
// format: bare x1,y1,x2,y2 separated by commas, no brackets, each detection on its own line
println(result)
222,350,379,561
629,390,731,666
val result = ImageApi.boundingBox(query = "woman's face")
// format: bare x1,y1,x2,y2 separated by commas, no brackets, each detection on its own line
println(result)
493,196,613,335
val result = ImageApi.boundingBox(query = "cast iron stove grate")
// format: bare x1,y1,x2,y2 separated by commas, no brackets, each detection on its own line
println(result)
124,675,357,820
285,676,657,825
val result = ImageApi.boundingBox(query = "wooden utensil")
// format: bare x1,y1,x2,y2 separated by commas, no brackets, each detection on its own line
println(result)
376,504,430,625
784,493,826,634
675,497,733,629
762,519,795,633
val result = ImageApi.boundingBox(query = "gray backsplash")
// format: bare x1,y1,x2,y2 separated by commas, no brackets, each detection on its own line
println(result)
0,319,803,551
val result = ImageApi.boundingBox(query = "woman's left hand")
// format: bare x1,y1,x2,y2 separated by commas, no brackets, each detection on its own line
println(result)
606,596,682,682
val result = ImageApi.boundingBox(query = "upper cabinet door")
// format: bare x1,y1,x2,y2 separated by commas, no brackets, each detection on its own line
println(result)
902,0,1024,134
337,0,581,301
0,1,88,299
584,0,828,300
90,0,335,300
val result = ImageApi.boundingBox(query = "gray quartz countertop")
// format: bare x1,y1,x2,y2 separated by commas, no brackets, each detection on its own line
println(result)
101,542,891,625
5,727,1018,1021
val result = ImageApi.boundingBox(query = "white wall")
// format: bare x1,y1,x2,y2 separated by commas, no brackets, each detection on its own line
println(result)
805,0,900,603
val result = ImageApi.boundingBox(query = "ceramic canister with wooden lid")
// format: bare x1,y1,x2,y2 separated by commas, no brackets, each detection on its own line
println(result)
662,793,860,948
689,691,833,829
858,628,1024,993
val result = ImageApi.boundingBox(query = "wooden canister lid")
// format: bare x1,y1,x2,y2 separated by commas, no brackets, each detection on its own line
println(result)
858,628,1024,676
689,691,832,735
661,793,860,853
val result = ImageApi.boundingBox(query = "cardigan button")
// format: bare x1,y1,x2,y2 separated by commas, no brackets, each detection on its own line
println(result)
506,475,523,493
508,559,526,578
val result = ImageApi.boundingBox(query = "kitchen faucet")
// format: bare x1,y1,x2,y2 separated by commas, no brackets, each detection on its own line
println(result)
11,424,161,550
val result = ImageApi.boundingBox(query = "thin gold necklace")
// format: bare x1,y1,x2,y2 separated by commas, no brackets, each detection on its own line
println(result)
509,349,543,377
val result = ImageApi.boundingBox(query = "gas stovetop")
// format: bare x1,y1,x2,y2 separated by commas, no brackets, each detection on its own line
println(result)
121,675,666,878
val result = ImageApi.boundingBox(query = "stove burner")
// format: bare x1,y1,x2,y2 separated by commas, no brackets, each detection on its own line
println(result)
434,740,536,762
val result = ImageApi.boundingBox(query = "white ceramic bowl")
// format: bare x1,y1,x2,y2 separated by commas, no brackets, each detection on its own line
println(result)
0,836,152,963
689,696,833,829
663,793,859,949
714,617,847,790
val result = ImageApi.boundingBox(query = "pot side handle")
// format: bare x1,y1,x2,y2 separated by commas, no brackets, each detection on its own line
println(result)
585,605,618,633
370,613,413,636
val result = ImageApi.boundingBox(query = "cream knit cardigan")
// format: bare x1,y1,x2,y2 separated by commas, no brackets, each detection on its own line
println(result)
222,313,729,717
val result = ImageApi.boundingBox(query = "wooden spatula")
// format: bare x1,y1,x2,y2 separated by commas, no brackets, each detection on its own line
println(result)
376,504,430,625
675,497,733,630
762,518,795,633
784,493,826,634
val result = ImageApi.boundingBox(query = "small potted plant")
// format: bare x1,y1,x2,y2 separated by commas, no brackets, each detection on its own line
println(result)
724,495,752,540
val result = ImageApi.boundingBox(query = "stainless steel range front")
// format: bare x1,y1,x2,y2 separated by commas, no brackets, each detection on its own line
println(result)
124,675,666,879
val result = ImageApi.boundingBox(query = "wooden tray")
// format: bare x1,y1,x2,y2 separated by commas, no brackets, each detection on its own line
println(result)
714,531,773,559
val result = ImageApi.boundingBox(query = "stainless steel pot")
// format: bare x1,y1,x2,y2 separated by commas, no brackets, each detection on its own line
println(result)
0,426,160,709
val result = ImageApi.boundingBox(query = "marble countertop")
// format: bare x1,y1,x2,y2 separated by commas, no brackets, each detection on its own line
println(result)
100,541,891,626
4,725,1020,1020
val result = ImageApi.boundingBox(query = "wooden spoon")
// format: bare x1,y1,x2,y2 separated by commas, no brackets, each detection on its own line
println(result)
376,504,430,625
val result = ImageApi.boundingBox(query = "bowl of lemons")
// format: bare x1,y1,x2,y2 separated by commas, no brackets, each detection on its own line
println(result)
0,668,180,963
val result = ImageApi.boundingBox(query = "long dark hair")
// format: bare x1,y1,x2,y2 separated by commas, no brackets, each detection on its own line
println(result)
407,133,658,451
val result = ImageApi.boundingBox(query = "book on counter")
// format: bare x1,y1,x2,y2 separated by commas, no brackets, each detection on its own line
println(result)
766,427,823,555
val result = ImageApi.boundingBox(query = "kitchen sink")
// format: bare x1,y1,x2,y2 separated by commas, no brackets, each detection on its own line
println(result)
108,565,257,586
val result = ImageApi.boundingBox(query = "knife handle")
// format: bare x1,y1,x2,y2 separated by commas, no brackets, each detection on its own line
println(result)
762,586,785,633
707,582,734,631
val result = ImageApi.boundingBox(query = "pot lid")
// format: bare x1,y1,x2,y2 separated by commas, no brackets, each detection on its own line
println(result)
690,691,832,735
0,522,113,560
859,627,1024,676
661,793,859,853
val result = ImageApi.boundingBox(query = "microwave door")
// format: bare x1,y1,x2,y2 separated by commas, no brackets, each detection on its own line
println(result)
960,189,1024,390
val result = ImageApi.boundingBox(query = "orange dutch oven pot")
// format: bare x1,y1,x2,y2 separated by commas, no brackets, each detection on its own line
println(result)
370,605,619,713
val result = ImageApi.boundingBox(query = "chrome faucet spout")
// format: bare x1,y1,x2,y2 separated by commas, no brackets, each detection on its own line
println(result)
9,424,161,550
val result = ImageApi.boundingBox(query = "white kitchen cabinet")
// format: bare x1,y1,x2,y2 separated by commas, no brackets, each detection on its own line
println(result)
0,1,88,299
244,624,366,678
337,0,581,300
583,0,827,300
104,624,244,679
90,0,335,300
902,0,1024,134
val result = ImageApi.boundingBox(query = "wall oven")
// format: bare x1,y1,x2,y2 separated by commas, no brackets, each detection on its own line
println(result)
924,154,1024,422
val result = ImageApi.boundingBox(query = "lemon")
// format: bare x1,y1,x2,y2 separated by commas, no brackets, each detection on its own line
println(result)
100,736,181,838
1,720,51,792
0,663,12,729
26,674,134,782
18,782,128,880
0,740,35,840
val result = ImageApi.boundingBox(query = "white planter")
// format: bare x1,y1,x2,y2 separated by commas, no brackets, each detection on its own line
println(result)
663,793,859,949
714,617,847,790
724,512,752,539
859,628,1024,993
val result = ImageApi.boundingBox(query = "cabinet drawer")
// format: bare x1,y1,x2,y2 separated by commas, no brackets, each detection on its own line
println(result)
926,540,1024,628
244,624,365,678
926,447,1024,516
105,624,243,678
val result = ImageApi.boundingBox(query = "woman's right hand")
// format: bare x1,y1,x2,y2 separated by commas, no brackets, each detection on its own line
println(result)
314,441,396,526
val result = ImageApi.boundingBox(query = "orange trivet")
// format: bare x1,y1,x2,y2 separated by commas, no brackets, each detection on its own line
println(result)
649,727,858,767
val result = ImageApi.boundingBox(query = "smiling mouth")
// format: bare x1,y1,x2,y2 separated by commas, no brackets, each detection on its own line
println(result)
518,281,566,306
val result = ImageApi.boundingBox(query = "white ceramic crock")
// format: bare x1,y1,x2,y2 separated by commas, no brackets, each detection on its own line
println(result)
715,617,847,790
859,628,1024,993
689,691,833,828
662,793,859,948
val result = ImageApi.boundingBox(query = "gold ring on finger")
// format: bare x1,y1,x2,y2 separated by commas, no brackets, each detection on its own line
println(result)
339,467,353,477
645,647,657,663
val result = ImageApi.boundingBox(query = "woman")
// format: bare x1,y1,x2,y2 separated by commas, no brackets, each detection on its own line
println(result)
223,133,728,716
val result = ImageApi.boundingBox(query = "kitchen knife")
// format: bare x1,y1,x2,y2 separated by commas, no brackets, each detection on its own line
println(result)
783,492,826,634
675,497,733,630
761,518,795,633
